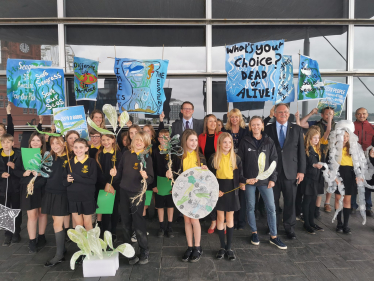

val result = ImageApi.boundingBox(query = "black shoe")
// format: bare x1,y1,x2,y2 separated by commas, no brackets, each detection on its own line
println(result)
11,234,21,244
28,239,37,253
296,215,305,222
286,231,296,239
2,236,11,246
166,227,174,238
366,210,374,217
139,252,149,265
226,249,236,261
129,255,139,265
351,208,356,215
311,224,324,232
190,247,203,263
182,248,193,262
303,225,315,235
343,227,352,235
36,235,47,248
44,257,65,267
336,225,343,233
215,248,226,259
158,228,165,238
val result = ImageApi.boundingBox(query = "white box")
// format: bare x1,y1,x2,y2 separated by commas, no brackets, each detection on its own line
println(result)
83,251,119,277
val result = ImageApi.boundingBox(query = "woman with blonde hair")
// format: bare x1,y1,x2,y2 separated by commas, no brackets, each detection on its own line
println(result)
222,108,248,230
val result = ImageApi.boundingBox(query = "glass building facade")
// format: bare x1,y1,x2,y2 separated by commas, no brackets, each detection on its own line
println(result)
0,0,373,147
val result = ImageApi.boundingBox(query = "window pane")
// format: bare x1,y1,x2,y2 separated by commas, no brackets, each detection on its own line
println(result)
213,26,347,71
213,0,348,18
354,26,374,69
66,0,204,18
0,0,57,18
355,0,374,19
0,26,59,74
66,78,206,124
353,77,374,120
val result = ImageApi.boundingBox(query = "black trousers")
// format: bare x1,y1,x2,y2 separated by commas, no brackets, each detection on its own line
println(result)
0,192,22,237
102,189,120,235
295,184,303,217
302,194,316,228
120,190,148,253
273,170,297,233
234,189,246,228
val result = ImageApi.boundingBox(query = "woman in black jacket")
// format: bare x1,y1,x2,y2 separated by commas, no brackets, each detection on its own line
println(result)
237,116,286,249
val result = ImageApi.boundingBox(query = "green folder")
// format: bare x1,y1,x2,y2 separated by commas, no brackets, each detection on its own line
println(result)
157,176,172,196
145,190,153,206
21,148,41,170
96,190,116,214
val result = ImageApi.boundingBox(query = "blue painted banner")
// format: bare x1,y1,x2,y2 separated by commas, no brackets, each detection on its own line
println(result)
298,55,325,101
74,57,99,101
225,40,284,103
274,55,295,104
114,58,169,115
317,80,349,117
53,106,89,140
6,59,52,108
31,68,65,115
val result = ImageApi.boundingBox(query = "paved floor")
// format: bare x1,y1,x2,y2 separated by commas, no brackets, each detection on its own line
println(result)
1,203,374,281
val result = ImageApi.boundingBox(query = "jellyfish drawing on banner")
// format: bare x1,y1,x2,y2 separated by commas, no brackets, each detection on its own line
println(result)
298,55,325,101
114,58,169,115
320,120,371,225
172,167,219,219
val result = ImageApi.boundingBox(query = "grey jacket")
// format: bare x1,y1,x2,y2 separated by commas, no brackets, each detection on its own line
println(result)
171,118,204,138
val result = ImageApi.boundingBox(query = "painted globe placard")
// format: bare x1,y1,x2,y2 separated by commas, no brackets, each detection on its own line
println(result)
172,167,219,219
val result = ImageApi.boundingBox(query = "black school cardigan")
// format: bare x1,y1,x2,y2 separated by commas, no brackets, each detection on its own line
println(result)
0,148,23,195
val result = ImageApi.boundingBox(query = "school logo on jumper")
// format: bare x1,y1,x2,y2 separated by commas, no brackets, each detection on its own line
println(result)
165,154,169,161
62,160,68,168
133,163,139,170
81,165,89,173
111,155,116,162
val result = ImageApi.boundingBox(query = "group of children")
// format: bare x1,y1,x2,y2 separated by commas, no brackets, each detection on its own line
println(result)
1,104,373,270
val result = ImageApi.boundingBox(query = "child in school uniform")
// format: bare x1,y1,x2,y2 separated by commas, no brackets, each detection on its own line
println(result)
113,131,154,265
123,125,142,152
166,129,207,263
95,134,122,240
42,136,69,267
65,130,80,155
19,132,48,253
89,129,102,159
207,132,246,261
64,138,97,231
153,129,175,238
0,134,23,246
301,128,327,234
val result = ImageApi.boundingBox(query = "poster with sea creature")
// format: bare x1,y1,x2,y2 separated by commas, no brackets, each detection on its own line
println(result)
114,58,169,115
172,167,219,219
74,57,99,101
298,55,325,101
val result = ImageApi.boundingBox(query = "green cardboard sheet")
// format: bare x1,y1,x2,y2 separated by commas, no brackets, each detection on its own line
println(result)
157,176,172,196
145,190,153,206
21,148,41,171
96,190,116,214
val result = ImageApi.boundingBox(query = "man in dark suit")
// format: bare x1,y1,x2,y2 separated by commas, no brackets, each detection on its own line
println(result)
264,103,306,239
171,101,204,137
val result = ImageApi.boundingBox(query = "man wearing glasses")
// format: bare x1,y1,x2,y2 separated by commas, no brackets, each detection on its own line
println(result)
171,101,204,137
264,103,306,240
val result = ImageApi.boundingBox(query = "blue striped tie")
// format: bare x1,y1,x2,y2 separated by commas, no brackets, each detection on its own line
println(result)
279,125,285,148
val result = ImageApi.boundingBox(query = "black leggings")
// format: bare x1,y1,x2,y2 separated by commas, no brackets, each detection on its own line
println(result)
302,194,317,228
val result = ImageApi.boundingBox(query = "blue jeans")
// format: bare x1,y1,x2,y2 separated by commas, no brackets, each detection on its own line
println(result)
351,189,373,210
244,185,277,237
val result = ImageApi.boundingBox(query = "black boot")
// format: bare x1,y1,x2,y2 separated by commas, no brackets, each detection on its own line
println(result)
36,234,47,248
45,230,66,267
28,239,37,253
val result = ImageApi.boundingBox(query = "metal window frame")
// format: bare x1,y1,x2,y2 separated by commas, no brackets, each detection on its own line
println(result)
2,0,374,122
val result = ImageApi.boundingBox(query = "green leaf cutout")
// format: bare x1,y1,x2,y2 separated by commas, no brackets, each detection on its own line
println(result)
87,117,114,135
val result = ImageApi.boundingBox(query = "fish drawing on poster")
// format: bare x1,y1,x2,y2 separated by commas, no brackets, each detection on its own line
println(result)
6,59,52,108
31,68,65,115
53,106,89,140
225,40,284,103
114,58,169,115
298,55,325,101
317,80,349,117
274,55,295,104
74,57,99,101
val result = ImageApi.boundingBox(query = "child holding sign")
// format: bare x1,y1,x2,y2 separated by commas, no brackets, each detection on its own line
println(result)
64,138,97,231
167,129,207,263
42,136,69,267
95,134,122,240
152,129,174,238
